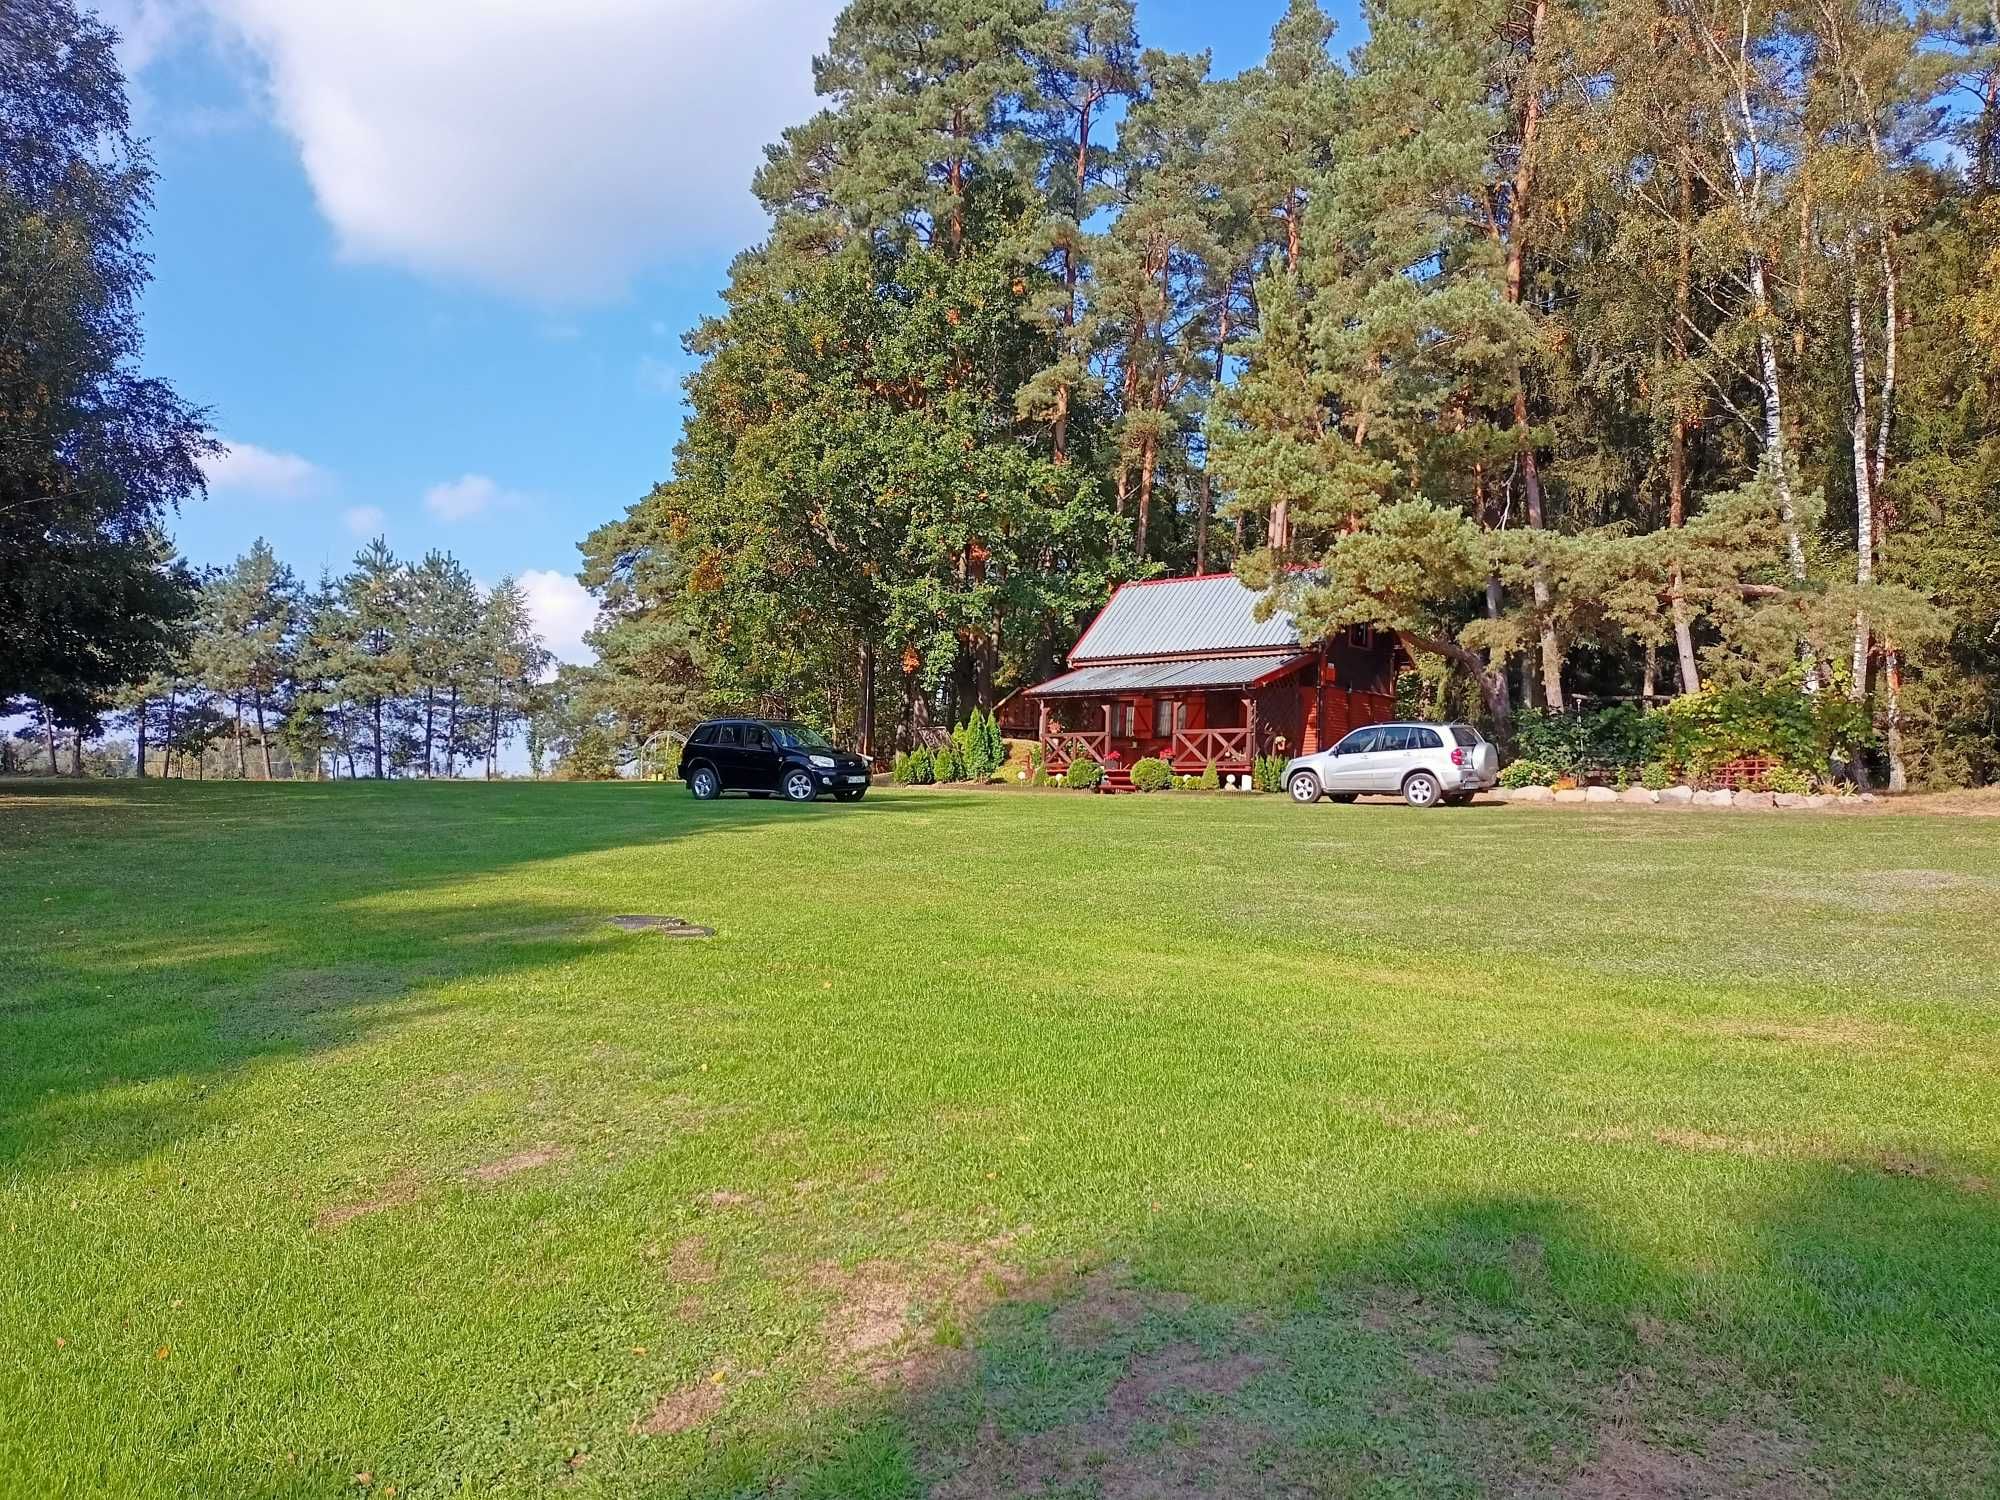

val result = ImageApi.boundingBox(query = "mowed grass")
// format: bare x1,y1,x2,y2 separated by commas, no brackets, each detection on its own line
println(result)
2,780,1997,1498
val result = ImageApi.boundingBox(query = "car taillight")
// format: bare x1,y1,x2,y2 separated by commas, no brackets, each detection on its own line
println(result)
1450,747,1465,766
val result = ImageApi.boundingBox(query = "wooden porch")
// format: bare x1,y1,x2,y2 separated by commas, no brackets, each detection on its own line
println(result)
1035,679,1393,777
1038,695,1261,775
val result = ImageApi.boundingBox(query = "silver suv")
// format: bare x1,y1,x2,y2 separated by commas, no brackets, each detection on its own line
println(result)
1283,721,1499,808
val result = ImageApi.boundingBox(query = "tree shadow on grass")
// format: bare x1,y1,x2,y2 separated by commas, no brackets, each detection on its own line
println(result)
0,780,957,1176
669,1164,1998,1499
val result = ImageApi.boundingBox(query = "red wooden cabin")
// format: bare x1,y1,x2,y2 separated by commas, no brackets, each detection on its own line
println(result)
1023,574,1401,782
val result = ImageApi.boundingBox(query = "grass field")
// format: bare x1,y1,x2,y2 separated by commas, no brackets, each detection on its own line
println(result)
3,779,1997,1498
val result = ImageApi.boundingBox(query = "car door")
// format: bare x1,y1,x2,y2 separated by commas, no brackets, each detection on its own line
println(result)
1323,726,1385,790
706,722,743,788
736,722,781,792
1356,724,1418,791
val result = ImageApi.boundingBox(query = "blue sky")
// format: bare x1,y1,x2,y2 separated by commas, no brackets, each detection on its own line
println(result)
100,0,1360,662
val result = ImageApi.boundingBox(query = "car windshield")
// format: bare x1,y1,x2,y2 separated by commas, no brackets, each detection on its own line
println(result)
769,722,833,750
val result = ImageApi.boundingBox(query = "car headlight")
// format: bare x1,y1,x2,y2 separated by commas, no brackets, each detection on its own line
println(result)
809,754,835,769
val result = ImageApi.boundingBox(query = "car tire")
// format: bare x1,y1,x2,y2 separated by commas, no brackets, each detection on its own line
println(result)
1329,793,1357,804
1287,770,1322,804
834,787,866,802
1402,770,1442,808
687,765,720,800
781,768,819,803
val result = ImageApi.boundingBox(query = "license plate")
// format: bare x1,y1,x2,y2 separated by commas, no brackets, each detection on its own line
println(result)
845,775,867,783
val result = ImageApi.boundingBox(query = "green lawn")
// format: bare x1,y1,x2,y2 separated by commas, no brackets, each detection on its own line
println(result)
3,780,1996,1498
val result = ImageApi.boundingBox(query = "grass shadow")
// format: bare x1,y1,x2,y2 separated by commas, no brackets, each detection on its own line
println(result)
0,780,953,1175
667,1168,1998,1498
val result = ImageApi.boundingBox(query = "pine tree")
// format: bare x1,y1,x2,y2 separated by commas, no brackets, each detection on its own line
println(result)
338,537,414,778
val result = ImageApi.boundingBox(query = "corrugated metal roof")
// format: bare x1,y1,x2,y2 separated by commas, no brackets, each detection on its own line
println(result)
1026,654,1310,697
1069,575,1299,661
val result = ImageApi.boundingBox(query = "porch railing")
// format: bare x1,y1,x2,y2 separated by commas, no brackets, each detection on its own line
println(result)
1042,729,1111,766
1171,726,1252,768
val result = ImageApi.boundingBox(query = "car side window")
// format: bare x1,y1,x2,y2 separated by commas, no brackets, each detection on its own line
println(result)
691,724,717,746
1379,726,1414,752
712,723,739,747
1449,724,1478,747
1335,727,1381,755
742,724,770,749
1412,727,1443,750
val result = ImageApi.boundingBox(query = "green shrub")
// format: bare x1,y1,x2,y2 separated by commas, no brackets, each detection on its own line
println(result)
1063,755,1104,790
904,746,934,785
983,712,1007,776
1198,760,1220,790
1659,678,1866,779
951,715,977,779
1514,705,1666,777
931,739,962,783
1497,759,1558,788
1639,760,1671,791
1129,756,1173,792
1762,764,1816,795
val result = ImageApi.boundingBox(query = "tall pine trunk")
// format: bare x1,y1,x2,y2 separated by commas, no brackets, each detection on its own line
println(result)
1503,0,1563,709
254,686,273,780
859,639,877,759
1846,245,1874,699
135,700,149,777
1669,154,1701,695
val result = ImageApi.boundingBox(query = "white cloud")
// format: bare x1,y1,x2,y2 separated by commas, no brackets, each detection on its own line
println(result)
422,473,528,523
518,569,597,666
185,0,839,301
201,438,329,498
341,504,386,537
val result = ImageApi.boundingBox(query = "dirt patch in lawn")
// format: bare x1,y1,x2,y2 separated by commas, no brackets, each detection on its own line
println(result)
665,1233,717,1284
314,1173,421,1230
1683,1014,1915,1051
812,1230,1033,1387
933,1336,1285,1500
468,1144,568,1181
1047,1264,1190,1349
635,1381,724,1436
1558,1420,1812,1498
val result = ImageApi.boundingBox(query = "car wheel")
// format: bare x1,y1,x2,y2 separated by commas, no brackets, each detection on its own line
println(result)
1403,770,1442,808
834,787,866,802
1287,770,1322,804
1329,794,1357,804
687,766,720,800
781,768,819,802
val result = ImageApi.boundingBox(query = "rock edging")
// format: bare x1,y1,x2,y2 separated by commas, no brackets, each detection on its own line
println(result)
1493,785,1878,811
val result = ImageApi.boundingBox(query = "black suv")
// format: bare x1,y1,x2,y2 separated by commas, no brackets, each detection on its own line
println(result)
680,719,873,802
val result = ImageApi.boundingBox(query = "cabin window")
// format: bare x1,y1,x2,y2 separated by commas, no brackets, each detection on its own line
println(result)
1347,624,1375,649
1153,699,1186,738
1110,703,1138,738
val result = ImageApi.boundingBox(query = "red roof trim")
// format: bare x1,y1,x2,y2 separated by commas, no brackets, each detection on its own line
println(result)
1248,653,1315,688
1066,645,1298,667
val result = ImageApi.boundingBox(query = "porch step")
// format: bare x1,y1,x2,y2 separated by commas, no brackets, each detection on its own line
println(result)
1099,767,1134,794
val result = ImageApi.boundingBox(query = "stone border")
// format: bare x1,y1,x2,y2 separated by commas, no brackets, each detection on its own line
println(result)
1491,785,1876,811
